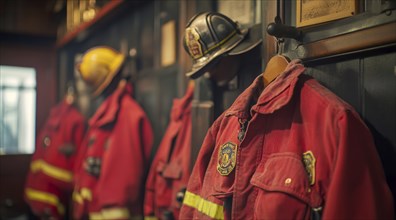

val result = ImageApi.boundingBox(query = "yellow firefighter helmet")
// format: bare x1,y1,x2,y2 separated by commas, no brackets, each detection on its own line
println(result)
77,46,125,97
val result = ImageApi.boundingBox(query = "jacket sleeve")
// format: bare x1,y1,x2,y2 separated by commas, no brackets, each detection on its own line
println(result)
144,156,157,218
322,110,394,219
25,109,65,219
24,175,64,219
144,120,164,218
140,114,154,163
179,123,218,218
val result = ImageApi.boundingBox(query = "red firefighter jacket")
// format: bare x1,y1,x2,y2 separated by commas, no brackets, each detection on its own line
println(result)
179,60,394,220
144,83,194,220
73,83,153,220
25,99,86,218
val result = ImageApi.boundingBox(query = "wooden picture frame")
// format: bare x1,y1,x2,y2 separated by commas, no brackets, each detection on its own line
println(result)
161,20,176,67
296,0,357,27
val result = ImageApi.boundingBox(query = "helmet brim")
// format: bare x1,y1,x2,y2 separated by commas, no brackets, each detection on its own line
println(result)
229,24,262,56
186,24,262,79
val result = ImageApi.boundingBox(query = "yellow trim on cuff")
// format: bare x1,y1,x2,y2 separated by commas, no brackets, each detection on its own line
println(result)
183,191,224,219
144,216,159,220
72,190,83,204
81,187,92,201
89,207,130,220
73,187,92,204
31,159,73,182
25,188,65,215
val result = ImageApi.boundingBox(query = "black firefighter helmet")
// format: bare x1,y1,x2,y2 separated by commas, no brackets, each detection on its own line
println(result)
183,12,262,79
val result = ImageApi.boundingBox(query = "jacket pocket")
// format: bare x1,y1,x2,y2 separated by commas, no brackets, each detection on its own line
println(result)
162,162,182,180
250,153,320,220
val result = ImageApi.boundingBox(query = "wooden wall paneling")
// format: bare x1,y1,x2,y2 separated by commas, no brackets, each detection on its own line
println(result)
0,0,58,36
56,0,134,47
140,0,180,152
304,59,362,112
158,68,179,136
134,67,178,158
58,47,82,101
365,0,383,13
363,50,396,212
195,0,216,14
135,71,161,155
58,50,69,101
300,22,396,62
261,0,278,65
300,12,396,43
138,2,155,71
123,9,140,81
157,0,179,70
363,52,396,148
153,0,161,69
280,9,396,63
190,100,214,170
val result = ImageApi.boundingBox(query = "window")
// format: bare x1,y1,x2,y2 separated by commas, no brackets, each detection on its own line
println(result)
0,65,36,154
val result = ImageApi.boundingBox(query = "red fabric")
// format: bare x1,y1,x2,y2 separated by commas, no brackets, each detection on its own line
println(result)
73,84,153,219
180,60,394,219
25,172,64,219
44,100,86,190
25,100,86,218
144,84,194,219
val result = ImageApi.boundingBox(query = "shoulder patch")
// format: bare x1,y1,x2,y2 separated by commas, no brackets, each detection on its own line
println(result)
217,142,237,176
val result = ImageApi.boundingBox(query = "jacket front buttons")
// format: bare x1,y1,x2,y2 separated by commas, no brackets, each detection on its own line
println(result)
88,136,95,147
284,178,292,185
43,136,51,147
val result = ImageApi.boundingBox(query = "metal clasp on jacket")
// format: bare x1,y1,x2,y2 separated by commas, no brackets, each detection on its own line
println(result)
238,118,248,142
84,157,102,177
311,206,323,220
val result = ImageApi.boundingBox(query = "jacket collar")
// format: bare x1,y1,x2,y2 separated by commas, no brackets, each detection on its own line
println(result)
89,83,132,127
225,59,305,118
171,82,194,121
47,99,73,129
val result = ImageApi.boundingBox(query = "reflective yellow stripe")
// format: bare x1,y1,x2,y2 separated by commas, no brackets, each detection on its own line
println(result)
72,190,83,204
30,160,73,182
30,160,42,172
89,212,103,220
204,30,237,55
73,187,92,204
89,207,130,220
144,216,159,220
89,212,104,220
183,191,224,219
25,188,65,215
81,187,92,201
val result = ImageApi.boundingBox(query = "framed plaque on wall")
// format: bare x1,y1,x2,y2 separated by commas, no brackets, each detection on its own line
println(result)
296,0,357,27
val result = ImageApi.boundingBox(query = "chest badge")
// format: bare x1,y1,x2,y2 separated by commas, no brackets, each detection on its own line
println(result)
303,151,316,185
217,142,237,176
